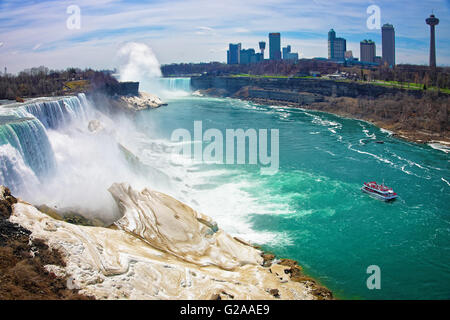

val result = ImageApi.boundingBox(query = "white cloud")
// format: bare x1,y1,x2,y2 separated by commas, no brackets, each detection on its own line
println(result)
32,43,42,51
0,0,449,72
195,26,216,35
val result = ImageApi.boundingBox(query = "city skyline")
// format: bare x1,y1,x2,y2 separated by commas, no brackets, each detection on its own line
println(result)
0,0,449,73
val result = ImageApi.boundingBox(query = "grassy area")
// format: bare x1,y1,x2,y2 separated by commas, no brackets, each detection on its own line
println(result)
229,74,450,94
231,74,314,79
371,80,450,94
63,80,90,92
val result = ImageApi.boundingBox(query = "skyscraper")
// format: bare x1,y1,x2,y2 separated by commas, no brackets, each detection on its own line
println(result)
282,45,299,61
328,29,346,61
426,14,439,68
282,45,291,59
360,40,376,63
269,33,281,60
227,43,241,64
240,48,256,64
259,41,266,60
382,24,395,67
328,29,336,60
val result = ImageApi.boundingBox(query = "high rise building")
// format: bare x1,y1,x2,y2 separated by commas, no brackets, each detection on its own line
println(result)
360,40,376,63
282,45,290,59
259,41,266,60
240,48,256,64
426,14,439,68
328,29,336,60
381,24,395,67
328,29,346,61
282,45,299,61
227,43,241,64
345,51,355,61
269,33,281,60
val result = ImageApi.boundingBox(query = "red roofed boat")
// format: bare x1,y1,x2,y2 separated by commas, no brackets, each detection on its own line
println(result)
361,181,398,201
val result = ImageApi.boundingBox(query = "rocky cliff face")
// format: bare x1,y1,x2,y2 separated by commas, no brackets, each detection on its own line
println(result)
191,76,449,144
191,76,427,99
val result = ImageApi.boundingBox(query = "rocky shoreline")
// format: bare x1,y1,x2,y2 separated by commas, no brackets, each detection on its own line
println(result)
119,92,168,111
195,88,449,147
0,185,332,300
0,186,93,300
191,75,449,146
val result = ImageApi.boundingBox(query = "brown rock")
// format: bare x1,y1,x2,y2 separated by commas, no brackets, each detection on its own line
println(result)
262,253,275,267
279,259,299,268
210,293,221,300
311,286,333,300
269,288,280,298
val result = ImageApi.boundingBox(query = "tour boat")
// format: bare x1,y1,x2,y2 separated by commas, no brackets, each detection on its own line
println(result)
361,181,398,201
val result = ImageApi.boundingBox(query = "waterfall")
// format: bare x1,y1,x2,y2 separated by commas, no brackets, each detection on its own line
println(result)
0,93,90,194
159,77,191,92
0,116,55,193
18,93,89,129
0,144,40,195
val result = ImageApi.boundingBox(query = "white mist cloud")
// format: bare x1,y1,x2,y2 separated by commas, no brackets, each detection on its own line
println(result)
118,42,162,82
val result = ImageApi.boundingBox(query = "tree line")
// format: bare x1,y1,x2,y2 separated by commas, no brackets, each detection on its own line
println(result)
0,66,119,100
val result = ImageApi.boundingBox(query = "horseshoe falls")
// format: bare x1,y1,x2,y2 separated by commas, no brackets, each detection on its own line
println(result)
0,81,449,299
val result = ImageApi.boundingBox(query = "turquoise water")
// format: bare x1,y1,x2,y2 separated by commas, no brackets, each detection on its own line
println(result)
1,85,448,300
135,94,450,300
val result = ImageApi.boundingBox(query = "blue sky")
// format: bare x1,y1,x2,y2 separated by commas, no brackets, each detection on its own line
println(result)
0,0,449,73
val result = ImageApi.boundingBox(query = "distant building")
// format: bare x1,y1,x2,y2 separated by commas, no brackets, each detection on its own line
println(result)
269,33,281,60
239,48,263,64
426,14,439,68
360,40,376,63
328,29,346,61
240,48,254,64
259,41,266,60
345,50,354,59
282,45,299,61
374,56,382,65
382,24,395,67
227,43,241,64
282,45,290,59
240,48,260,64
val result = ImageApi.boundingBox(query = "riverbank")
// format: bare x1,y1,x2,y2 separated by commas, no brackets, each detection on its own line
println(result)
240,94,450,145
191,76,449,146
0,185,332,300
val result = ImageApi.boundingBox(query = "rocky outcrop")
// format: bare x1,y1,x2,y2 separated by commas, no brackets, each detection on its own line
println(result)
0,187,93,300
119,92,167,111
87,91,166,116
109,183,262,270
6,183,331,300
